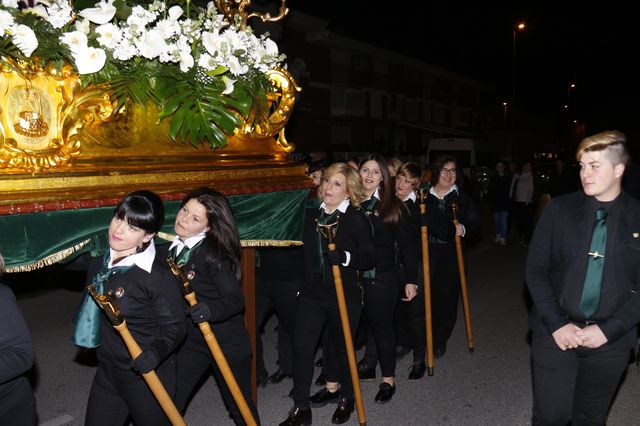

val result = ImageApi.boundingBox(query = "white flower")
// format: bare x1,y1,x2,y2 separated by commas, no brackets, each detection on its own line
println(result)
264,38,279,56
179,51,194,72
79,0,117,25
226,56,248,76
95,23,121,49
24,4,48,20
221,76,235,95
137,29,167,59
60,31,88,54
12,24,38,57
112,38,137,61
168,5,183,21
75,18,91,35
46,0,74,29
1,0,18,8
0,9,15,34
155,19,177,39
72,47,106,74
127,5,157,27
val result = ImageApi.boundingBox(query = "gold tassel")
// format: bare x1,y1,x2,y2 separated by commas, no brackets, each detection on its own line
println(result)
6,239,91,273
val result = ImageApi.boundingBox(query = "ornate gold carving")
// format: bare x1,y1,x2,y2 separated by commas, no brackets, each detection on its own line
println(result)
236,68,301,147
0,60,121,172
214,0,289,30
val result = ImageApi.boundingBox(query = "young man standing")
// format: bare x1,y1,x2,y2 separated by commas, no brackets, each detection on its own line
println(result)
526,130,640,425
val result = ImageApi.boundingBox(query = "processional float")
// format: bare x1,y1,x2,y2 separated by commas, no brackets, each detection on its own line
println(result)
0,0,306,407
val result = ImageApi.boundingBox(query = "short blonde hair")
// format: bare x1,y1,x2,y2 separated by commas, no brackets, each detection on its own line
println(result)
576,130,629,166
396,162,422,187
387,157,404,177
320,162,365,208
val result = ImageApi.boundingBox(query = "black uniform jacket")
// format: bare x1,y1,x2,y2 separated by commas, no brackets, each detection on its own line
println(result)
429,190,480,245
526,191,640,348
81,253,187,369
302,204,375,304
404,195,456,262
158,244,250,356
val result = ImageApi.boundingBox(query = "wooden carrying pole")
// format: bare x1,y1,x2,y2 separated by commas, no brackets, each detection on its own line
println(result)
167,258,257,426
87,285,186,426
418,189,435,376
452,204,475,352
317,220,366,426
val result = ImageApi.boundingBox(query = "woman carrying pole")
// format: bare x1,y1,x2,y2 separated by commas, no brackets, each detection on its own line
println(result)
159,187,260,425
71,190,187,426
280,162,374,426
427,156,480,359
394,162,454,378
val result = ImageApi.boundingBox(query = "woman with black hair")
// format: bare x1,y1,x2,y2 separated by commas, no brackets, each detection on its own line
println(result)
159,187,260,425
428,155,480,359
351,154,418,404
72,190,187,426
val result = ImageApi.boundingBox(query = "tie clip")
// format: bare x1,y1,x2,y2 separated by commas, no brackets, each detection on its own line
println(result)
588,251,604,259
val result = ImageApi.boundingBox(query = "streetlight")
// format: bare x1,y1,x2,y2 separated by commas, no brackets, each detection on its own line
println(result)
567,82,576,110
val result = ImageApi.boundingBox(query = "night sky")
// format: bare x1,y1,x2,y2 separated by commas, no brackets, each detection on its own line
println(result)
287,2,638,145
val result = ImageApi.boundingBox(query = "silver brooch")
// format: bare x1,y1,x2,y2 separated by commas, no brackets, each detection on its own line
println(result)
114,287,125,298
187,270,196,280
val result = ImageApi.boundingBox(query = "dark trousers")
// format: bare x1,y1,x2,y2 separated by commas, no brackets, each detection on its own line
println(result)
0,378,37,426
255,273,300,375
360,271,401,377
397,265,426,362
531,333,630,426
85,359,176,426
292,295,362,408
513,201,534,243
175,339,260,425
429,243,460,349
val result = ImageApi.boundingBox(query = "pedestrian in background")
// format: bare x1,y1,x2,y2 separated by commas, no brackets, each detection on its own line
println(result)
526,130,640,425
510,161,535,246
488,160,511,245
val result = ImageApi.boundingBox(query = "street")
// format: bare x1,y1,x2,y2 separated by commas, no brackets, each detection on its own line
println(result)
8,203,640,426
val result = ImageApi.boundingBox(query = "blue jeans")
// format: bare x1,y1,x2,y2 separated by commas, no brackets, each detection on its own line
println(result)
493,210,508,238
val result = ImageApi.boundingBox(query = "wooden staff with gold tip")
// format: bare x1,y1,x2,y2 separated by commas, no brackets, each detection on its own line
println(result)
166,257,257,426
451,203,475,352
317,219,367,426
86,285,186,426
418,188,435,376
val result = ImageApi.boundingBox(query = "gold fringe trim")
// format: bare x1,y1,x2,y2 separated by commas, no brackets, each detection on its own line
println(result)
7,235,302,273
6,239,92,273
157,232,302,247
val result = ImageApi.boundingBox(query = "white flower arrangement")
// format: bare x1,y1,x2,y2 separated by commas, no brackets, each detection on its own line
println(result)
0,0,287,149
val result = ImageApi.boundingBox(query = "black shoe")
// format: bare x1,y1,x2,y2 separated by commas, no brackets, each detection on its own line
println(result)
408,362,427,380
314,371,326,386
268,369,293,384
374,382,396,404
279,407,312,426
257,369,269,388
357,364,376,381
396,346,411,360
315,356,324,367
331,398,354,424
309,387,341,407
435,344,447,359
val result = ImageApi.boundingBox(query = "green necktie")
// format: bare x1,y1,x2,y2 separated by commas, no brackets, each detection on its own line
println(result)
170,240,203,266
579,208,607,319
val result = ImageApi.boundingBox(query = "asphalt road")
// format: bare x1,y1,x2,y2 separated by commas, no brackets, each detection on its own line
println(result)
8,204,640,425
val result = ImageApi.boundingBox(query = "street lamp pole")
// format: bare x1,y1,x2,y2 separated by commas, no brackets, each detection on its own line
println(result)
511,22,525,159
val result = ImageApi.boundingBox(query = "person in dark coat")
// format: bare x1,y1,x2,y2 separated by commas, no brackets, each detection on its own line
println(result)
159,187,260,425
280,162,374,426
0,253,37,426
71,190,187,426
428,155,480,359
526,130,640,425
487,160,511,245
